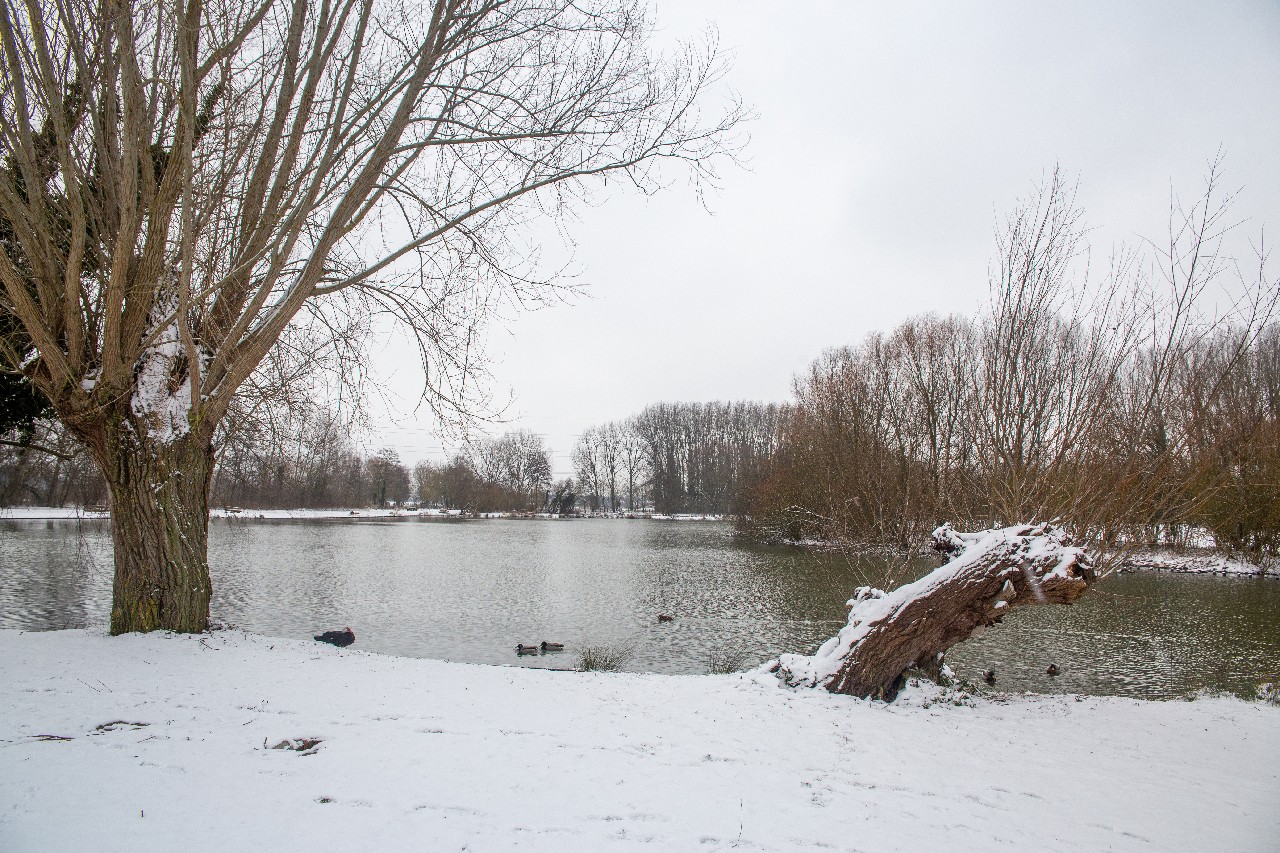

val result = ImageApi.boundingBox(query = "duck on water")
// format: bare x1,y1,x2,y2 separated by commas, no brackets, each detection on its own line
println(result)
516,642,565,655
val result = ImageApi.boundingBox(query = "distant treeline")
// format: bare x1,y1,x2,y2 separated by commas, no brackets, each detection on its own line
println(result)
0,424,105,508
0,401,786,516
571,402,786,514
412,401,786,515
5,318,1276,548
737,314,1280,559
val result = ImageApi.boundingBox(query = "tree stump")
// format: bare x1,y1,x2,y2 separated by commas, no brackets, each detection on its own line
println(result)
770,523,1095,700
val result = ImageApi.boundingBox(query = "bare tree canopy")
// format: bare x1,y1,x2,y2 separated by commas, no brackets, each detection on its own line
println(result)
0,0,743,633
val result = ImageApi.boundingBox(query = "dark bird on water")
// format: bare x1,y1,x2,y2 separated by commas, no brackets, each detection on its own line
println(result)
1046,663,1060,676
983,669,996,685
657,614,674,622
516,643,540,655
540,641,564,651
314,627,355,647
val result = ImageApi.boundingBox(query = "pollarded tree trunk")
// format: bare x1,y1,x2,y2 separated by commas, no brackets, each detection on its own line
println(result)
771,522,1095,700
92,426,216,635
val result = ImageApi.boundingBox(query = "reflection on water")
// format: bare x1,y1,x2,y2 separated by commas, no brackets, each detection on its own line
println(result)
1,517,1276,698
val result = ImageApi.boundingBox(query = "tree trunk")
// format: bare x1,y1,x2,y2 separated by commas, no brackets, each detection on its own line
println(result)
771,523,1095,700
97,430,215,634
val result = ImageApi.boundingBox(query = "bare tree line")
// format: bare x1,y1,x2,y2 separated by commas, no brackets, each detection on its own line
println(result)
415,428,554,513
0,417,415,510
0,420,105,506
570,401,786,514
741,168,1280,561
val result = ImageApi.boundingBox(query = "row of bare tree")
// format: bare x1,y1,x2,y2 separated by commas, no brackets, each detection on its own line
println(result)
414,429,556,513
0,421,105,507
571,401,786,513
740,169,1280,560
0,416,416,510
213,426,561,512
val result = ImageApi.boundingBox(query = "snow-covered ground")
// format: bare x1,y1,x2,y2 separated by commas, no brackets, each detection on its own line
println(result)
1120,547,1271,577
0,506,461,521
2,630,1276,852
207,507,461,520
0,505,112,520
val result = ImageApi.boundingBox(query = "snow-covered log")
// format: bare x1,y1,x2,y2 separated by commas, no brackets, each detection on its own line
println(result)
770,523,1096,700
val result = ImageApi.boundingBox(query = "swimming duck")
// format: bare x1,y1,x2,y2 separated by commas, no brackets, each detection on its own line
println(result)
314,627,355,647
657,614,674,623
540,641,564,651
515,643,540,655
1046,663,1060,676
982,669,996,685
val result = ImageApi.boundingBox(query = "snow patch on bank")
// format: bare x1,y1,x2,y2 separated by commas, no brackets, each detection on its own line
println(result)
2,629,1275,852
1121,547,1271,577
0,507,465,521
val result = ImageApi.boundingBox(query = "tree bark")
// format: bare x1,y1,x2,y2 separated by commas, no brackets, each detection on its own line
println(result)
94,428,215,634
772,523,1095,700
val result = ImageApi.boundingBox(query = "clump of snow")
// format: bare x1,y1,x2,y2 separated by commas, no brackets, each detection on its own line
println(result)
1,629,1276,852
771,523,1090,690
130,293,203,444
1121,547,1271,577
79,367,101,393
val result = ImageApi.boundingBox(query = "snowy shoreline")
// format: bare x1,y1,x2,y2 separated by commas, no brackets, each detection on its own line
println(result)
0,506,718,522
1118,547,1272,577
2,629,1277,852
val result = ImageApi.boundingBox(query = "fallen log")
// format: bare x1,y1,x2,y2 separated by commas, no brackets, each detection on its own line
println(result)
770,522,1096,700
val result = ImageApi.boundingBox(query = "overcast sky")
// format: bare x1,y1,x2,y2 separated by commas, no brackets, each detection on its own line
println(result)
367,0,1280,478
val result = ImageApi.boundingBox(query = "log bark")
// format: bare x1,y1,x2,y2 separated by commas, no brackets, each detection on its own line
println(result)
772,523,1095,700
92,427,215,634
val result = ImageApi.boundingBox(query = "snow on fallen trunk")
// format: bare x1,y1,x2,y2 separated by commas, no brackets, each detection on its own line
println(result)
769,522,1096,700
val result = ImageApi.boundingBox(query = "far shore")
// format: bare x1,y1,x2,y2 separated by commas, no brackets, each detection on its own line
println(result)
3,505,1272,576
0,505,722,520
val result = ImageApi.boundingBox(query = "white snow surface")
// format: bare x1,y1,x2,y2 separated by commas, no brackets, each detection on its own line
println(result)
2,630,1276,852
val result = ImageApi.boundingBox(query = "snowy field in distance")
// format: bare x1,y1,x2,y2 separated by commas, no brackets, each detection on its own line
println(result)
1,629,1276,852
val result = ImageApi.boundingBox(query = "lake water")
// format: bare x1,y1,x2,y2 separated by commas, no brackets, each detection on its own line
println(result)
2,516,1277,699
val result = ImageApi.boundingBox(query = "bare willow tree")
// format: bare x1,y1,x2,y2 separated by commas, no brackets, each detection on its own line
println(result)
0,0,743,632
